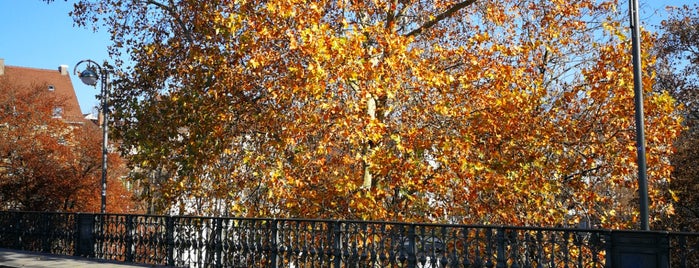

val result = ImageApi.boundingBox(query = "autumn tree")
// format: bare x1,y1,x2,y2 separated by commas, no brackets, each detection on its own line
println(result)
71,0,683,228
654,4,699,232
0,77,134,213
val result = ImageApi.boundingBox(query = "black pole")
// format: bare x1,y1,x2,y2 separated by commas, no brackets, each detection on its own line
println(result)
74,59,109,214
100,69,109,214
629,0,649,231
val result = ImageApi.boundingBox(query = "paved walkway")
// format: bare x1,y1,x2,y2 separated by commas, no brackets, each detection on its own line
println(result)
0,248,157,268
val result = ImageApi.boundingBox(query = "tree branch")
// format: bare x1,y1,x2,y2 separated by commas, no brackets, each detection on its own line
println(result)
562,166,604,182
405,0,477,37
145,0,194,44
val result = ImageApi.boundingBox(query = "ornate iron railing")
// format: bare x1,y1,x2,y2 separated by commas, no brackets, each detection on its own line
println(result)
0,211,697,267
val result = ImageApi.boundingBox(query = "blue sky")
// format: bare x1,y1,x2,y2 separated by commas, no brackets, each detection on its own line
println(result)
0,0,110,114
0,0,695,114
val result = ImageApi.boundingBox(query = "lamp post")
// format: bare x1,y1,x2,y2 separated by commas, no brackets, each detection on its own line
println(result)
629,0,649,230
74,60,109,214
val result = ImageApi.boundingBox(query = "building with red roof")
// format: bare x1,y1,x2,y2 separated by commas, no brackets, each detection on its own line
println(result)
0,58,85,124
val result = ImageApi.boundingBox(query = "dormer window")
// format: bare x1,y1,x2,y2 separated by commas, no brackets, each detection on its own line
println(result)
48,85,55,91
52,107,63,118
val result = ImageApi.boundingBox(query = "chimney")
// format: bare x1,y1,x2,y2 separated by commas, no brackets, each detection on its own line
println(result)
59,64,69,75
0,58,5,76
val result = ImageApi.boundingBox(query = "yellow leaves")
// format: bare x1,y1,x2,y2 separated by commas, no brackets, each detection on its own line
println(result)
471,32,490,43
602,21,627,41
599,209,619,225
248,58,260,68
308,2,320,12
485,4,507,26
266,2,277,12
306,61,325,76
434,105,452,117
266,2,296,18
96,0,686,223
651,91,677,109
258,26,270,36
601,21,615,33
142,44,157,56
365,120,385,143
287,66,299,73
288,32,299,50
664,184,682,203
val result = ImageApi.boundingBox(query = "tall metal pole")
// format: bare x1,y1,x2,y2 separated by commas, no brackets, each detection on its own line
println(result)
629,0,649,230
100,69,109,214
75,59,109,214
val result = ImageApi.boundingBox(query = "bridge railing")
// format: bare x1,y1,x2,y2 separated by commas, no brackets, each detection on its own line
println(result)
0,211,697,267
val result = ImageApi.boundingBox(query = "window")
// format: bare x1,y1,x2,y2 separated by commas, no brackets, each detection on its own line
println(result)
48,85,55,91
52,107,63,118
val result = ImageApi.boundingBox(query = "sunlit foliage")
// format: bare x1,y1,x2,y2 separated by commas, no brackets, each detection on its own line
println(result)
0,78,135,212
70,0,682,228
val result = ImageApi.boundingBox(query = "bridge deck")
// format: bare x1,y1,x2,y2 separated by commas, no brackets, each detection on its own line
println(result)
0,248,156,268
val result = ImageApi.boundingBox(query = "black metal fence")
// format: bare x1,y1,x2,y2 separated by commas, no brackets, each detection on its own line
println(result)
0,211,697,267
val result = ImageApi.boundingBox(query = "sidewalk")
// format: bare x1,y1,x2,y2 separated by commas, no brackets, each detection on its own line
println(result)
0,248,157,268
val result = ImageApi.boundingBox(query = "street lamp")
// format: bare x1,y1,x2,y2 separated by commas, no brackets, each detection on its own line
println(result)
74,59,109,214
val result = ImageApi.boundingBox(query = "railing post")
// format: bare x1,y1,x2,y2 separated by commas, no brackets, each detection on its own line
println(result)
485,228,494,267
602,231,611,268
508,230,520,268
609,231,669,268
215,218,223,268
270,219,278,268
98,213,106,258
333,221,342,267
462,227,472,267
74,213,95,258
496,228,506,268
677,235,687,268
166,216,175,266
125,215,133,263
41,213,50,253
407,224,416,268
13,211,21,250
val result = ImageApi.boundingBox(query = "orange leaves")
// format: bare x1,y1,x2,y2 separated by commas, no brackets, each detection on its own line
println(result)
77,0,685,227
0,80,135,213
